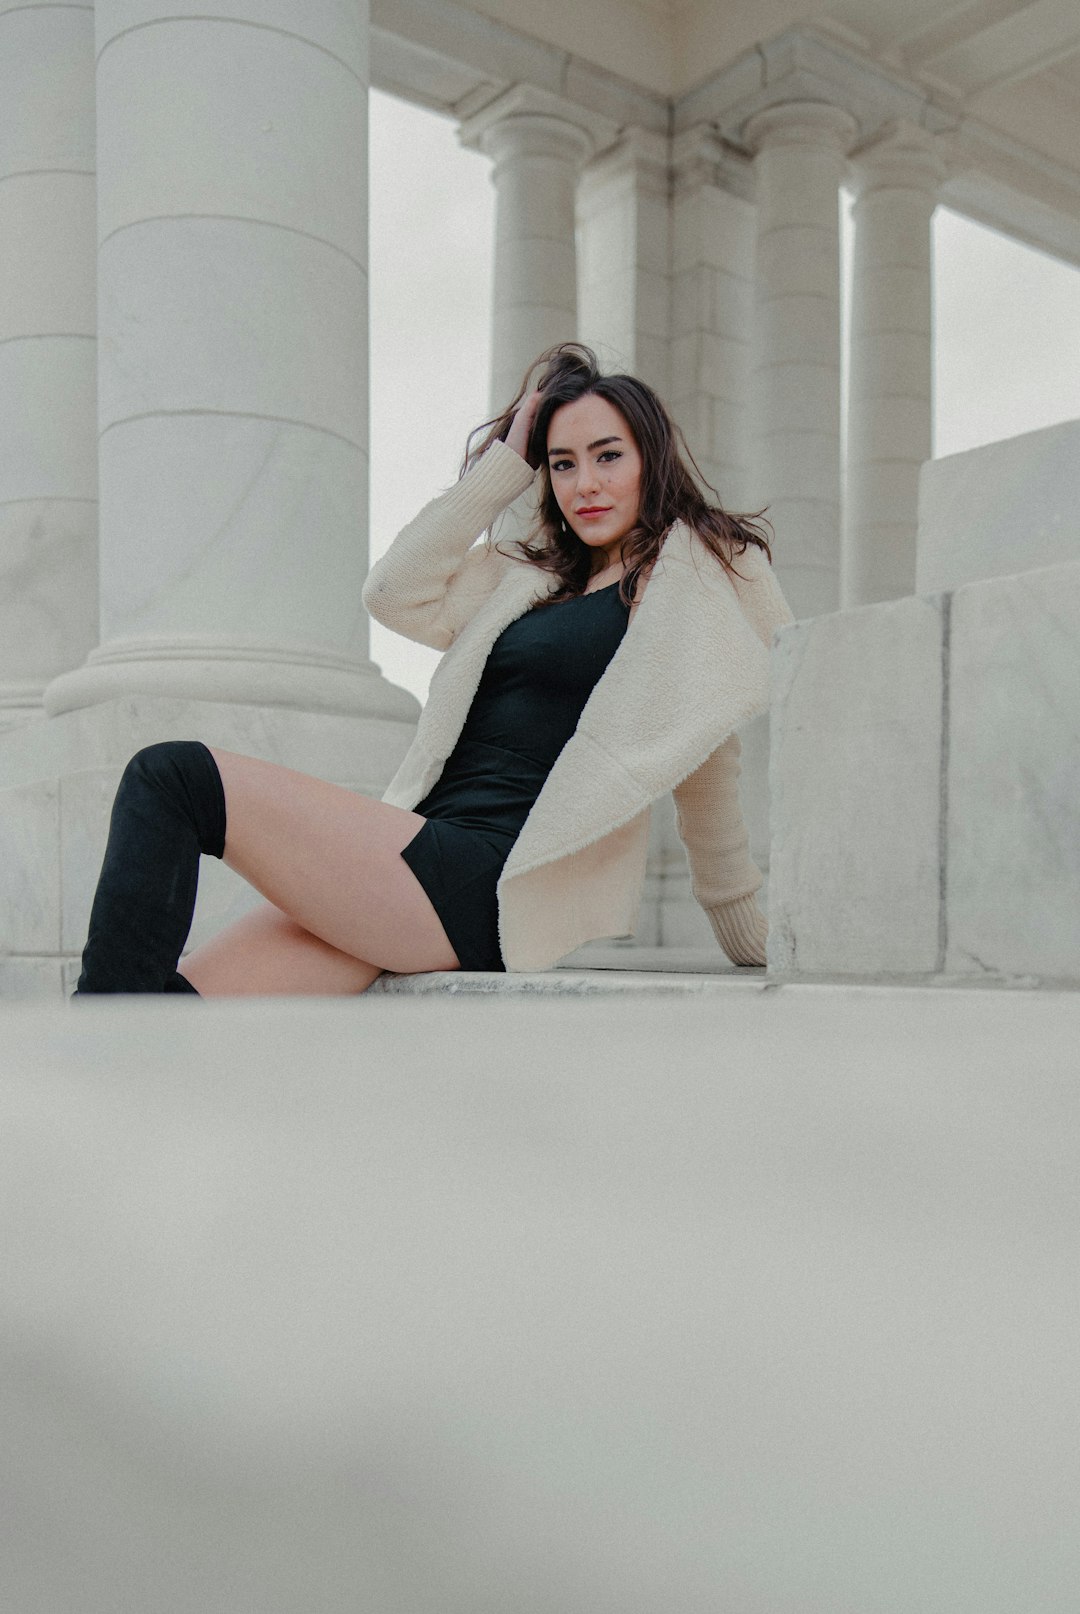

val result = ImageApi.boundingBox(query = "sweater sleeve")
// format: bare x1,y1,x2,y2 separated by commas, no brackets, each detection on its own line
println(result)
671,731,769,967
361,439,539,651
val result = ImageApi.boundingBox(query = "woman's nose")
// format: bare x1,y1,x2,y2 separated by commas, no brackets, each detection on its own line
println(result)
576,463,601,495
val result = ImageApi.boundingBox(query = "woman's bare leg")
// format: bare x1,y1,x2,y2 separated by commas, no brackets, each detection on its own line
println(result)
181,901,389,997
180,747,462,996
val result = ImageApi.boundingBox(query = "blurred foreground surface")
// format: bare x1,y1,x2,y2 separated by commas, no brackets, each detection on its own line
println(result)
3,983,1079,1613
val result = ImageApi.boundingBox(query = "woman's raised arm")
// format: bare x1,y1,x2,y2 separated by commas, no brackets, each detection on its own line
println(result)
361,436,537,651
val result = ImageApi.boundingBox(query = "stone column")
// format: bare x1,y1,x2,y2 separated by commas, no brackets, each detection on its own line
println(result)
46,0,412,721
669,124,755,511
744,101,858,621
576,128,671,401
845,122,943,606
459,89,604,413
666,126,771,933
0,3,97,730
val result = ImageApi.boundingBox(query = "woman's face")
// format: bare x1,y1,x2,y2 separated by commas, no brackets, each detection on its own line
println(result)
546,393,643,569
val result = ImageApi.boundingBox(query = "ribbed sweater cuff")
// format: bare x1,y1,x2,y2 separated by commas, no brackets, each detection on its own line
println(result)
448,438,536,520
707,892,769,967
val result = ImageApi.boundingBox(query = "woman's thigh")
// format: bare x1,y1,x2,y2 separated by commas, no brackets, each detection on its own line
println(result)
181,900,388,997
201,746,462,977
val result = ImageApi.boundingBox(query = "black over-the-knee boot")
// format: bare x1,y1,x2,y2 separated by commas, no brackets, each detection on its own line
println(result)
73,741,227,995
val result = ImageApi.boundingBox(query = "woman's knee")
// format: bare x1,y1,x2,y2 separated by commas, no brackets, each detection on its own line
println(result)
121,741,227,859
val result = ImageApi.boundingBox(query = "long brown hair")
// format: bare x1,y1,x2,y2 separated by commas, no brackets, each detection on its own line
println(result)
461,341,772,608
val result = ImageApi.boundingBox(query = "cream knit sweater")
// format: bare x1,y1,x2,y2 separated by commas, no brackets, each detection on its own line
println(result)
363,440,795,970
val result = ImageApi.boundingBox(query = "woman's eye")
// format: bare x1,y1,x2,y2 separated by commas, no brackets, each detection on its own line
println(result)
598,450,621,463
551,459,573,473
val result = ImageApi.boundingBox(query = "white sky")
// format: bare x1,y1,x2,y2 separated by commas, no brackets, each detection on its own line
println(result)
370,88,1080,704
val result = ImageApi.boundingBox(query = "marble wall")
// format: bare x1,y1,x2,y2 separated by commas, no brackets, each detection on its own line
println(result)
769,556,1080,984
917,418,1080,595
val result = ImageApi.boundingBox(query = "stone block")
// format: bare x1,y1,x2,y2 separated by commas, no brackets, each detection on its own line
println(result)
0,695,416,797
848,390,930,455
0,956,65,1001
496,163,578,246
846,456,922,525
753,360,840,435
917,419,1080,595
851,263,933,334
636,267,670,340
97,415,369,649
0,4,94,173
946,560,1080,981
95,3,366,77
634,191,672,275
769,594,945,976
698,186,754,277
0,339,97,499
671,191,702,276
755,427,849,503
756,224,843,299
96,15,366,257
754,291,843,368
709,266,753,338
670,263,705,337
634,335,670,399
0,778,60,954
98,221,366,441
0,173,95,342
0,498,99,685
575,198,632,279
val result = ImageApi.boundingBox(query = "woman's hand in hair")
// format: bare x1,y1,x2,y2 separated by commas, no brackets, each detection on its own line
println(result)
504,389,544,469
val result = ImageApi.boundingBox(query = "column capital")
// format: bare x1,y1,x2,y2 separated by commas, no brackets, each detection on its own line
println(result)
458,84,615,167
671,122,753,202
849,119,948,197
579,126,671,200
743,100,858,157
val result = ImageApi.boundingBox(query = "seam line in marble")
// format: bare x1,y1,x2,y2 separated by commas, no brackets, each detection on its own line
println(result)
99,409,364,454
95,16,364,88
937,590,951,974
98,213,366,277
0,333,94,349
0,167,94,186
0,3,92,18
0,495,97,510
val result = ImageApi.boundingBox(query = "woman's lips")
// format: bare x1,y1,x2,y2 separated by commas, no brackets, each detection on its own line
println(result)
576,507,612,519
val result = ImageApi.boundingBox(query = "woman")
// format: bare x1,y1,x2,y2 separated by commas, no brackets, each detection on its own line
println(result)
71,343,793,996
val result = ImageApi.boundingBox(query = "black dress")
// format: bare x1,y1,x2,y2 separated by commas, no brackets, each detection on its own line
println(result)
400,579,631,970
